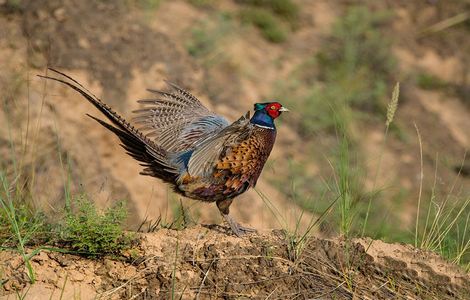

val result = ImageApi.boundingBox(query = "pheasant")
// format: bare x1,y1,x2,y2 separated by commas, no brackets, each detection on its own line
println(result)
39,68,288,236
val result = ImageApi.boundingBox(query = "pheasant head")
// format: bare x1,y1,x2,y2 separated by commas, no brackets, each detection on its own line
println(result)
250,102,289,129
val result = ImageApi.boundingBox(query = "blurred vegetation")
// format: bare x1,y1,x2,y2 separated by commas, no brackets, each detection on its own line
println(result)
272,6,401,239
58,196,133,257
127,0,161,10
237,0,299,43
240,8,288,43
416,73,451,91
0,0,23,13
280,6,395,136
187,0,216,7
1,150,134,258
186,14,235,59
236,0,299,27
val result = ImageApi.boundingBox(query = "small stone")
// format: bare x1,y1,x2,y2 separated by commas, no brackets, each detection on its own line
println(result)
36,9,48,21
70,270,85,281
3,280,12,291
78,37,90,49
31,251,49,264
53,7,66,22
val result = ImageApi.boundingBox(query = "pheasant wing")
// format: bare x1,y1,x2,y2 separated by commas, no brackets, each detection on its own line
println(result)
187,112,253,178
133,82,229,152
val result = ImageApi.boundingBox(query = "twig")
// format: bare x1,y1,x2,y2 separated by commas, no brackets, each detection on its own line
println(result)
196,259,215,299
419,12,470,37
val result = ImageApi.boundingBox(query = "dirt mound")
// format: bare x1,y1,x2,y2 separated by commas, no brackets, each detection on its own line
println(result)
1,227,469,299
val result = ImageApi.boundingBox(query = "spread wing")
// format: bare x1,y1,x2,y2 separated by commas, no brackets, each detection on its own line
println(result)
187,112,253,178
133,82,229,152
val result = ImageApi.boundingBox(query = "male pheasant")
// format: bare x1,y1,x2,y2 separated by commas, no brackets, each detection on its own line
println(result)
40,68,288,236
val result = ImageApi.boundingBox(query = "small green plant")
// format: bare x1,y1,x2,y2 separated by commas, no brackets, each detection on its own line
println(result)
0,110,52,283
186,14,234,59
58,195,132,256
187,0,216,7
279,6,394,136
240,8,287,43
416,73,450,90
2,0,23,13
0,172,48,283
129,0,161,10
236,0,299,27
335,134,354,237
414,149,470,265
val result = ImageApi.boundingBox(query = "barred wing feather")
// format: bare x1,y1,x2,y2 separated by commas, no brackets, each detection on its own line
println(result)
133,82,229,152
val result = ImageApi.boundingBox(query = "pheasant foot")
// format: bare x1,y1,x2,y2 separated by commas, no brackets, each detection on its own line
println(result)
223,214,257,237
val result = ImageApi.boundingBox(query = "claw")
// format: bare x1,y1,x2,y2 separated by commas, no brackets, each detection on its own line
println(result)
223,214,257,237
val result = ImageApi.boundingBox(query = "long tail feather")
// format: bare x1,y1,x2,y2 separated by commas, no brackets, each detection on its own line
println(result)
39,68,179,182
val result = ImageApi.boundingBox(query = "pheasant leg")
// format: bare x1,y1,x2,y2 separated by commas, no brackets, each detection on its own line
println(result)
223,214,257,237
217,198,256,236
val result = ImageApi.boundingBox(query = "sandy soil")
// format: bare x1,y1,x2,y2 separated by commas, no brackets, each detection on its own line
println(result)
1,226,469,299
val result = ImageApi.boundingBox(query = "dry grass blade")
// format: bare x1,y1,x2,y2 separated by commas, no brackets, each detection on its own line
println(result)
414,123,424,248
196,258,215,299
419,12,470,36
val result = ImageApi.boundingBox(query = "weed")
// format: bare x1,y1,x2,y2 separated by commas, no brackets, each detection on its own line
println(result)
57,195,133,257
240,8,287,43
186,14,234,59
128,0,161,11
414,152,470,265
236,0,299,27
279,6,394,136
270,6,399,240
187,0,216,8
362,82,400,235
1,0,23,13
416,73,450,90
335,133,354,237
0,172,45,283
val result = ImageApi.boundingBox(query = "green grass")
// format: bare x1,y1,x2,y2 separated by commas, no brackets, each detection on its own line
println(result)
187,0,216,8
57,195,133,257
263,5,470,270
240,8,287,43
270,6,397,238
186,13,235,59
0,91,136,287
128,0,161,10
0,172,46,283
236,0,299,43
282,6,394,135
416,73,450,90
414,143,470,267
236,0,299,27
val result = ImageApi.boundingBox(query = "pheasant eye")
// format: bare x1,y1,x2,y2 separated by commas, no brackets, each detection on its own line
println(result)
270,105,276,110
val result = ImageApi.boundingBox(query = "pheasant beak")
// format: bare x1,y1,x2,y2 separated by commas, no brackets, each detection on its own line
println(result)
279,107,289,112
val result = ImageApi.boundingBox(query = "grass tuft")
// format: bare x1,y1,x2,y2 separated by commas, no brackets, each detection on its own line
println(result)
57,196,133,257
240,8,287,43
236,0,299,26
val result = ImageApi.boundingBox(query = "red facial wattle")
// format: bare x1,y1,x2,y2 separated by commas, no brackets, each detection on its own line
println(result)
265,102,283,119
